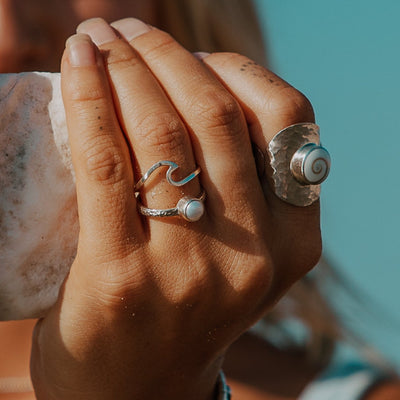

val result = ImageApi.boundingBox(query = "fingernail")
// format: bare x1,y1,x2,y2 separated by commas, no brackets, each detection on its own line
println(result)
66,34,96,67
111,18,151,41
193,52,210,60
77,18,117,46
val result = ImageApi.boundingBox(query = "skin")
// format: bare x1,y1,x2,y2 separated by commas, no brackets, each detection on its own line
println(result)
29,18,321,400
0,2,398,400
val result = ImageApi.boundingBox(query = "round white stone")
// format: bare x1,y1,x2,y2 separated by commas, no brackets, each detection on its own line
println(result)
302,146,331,184
184,199,205,222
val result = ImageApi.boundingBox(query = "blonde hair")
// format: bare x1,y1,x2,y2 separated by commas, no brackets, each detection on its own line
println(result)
157,0,267,65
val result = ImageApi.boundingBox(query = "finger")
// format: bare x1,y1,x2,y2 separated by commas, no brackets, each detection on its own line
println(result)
201,53,318,210
110,18,265,223
62,33,142,256
202,53,315,157
201,53,322,281
77,18,200,230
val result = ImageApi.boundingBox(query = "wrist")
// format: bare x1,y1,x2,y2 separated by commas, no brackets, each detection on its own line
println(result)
157,359,224,400
136,355,226,400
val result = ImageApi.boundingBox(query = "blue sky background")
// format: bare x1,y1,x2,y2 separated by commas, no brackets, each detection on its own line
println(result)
254,0,400,366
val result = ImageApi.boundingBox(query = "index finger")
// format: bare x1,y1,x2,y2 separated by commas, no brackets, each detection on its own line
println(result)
201,54,319,211
202,54,322,278
202,53,315,150
62,33,143,257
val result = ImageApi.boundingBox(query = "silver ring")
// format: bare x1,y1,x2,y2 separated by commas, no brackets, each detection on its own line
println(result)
134,160,201,191
134,160,205,222
135,191,206,222
267,123,331,206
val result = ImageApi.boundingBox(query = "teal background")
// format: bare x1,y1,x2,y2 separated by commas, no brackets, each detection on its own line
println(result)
254,1,400,366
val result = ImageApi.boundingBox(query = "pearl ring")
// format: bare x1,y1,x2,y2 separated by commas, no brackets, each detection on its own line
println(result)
134,161,205,222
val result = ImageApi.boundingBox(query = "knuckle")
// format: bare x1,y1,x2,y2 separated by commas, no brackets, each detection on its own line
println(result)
68,82,106,104
81,255,150,309
140,30,177,62
135,112,186,154
267,86,315,122
165,268,208,307
81,140,127,184
106,45,141,71
229,257,274,306
207,52,247,69
192,89,244,134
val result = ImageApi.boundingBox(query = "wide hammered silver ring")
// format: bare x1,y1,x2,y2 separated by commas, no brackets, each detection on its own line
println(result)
134,160,205,222
268,123,331,206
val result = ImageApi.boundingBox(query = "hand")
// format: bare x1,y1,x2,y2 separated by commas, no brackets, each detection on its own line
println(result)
30,17,321,400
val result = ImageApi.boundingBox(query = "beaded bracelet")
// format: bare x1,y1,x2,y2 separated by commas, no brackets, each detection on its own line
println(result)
216,371,231,400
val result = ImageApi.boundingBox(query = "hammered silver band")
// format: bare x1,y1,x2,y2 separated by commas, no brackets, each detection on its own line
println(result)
267,123,331,206
134,161,205,222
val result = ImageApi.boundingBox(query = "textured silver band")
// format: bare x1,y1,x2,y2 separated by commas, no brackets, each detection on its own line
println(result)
267,123,331,206
134,160,205,221
135,191,206,222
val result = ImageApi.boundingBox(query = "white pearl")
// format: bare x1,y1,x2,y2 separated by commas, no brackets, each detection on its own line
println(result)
184,199,205,222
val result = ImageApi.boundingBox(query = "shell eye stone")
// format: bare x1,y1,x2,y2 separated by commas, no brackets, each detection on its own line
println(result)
290,143,331,185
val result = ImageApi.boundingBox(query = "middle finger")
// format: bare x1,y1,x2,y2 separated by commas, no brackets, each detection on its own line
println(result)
111,18,266,226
